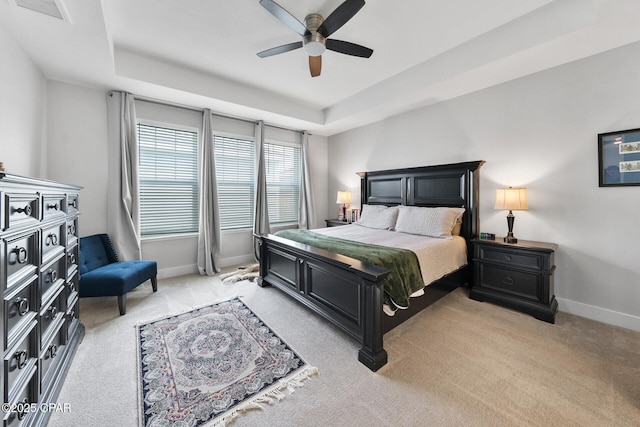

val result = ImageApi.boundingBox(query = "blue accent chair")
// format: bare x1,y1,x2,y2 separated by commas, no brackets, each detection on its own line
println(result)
78,234,157,315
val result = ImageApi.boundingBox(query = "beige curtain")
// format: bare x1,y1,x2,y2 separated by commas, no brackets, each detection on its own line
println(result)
298,131,316,229
197,109,221,275
253,120,270,260
105,91,141,260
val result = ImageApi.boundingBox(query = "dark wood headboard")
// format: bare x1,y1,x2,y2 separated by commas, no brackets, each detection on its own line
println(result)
357,160,485,243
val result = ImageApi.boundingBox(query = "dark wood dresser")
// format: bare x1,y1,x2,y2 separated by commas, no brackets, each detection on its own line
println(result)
470,238,558,323
1,173,84,427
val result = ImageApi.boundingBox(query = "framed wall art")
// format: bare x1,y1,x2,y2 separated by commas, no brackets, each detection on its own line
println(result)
598,127,640,186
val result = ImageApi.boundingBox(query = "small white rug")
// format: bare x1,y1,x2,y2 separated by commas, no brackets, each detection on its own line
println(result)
219,264,260,285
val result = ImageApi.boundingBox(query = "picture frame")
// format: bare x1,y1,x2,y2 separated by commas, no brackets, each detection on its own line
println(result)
598,127,640,186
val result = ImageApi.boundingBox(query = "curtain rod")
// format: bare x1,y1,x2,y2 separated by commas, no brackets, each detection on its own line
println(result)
127,93,310,135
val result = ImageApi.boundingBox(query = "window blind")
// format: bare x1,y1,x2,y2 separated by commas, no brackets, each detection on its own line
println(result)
265,142,301,225
214,134,255,230
214,136,301,230
137,123,199,236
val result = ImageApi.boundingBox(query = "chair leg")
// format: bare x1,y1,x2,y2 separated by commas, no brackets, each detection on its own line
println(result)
151,276,158,292
118,295,126,315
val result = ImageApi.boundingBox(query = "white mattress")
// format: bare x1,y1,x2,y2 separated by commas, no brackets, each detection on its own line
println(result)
311,223,467,287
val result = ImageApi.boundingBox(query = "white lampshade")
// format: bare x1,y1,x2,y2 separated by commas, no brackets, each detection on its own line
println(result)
336,190,352,204
494,187,528,211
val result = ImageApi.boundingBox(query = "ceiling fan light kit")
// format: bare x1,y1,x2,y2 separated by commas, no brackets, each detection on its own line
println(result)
303,13,326,56
257,0,373,77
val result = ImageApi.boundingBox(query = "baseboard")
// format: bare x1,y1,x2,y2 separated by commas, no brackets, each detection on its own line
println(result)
157,256,256,279
219,255,256,268
157,264,198,279
557,297,640,332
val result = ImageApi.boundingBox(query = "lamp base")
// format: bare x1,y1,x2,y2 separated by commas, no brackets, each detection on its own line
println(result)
504,211,518,243
504,233,518,244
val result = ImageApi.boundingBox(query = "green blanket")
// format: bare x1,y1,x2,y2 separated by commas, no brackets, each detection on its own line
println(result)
275,229,424,310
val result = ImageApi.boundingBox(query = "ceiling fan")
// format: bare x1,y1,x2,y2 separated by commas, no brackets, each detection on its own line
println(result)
257,0,373,77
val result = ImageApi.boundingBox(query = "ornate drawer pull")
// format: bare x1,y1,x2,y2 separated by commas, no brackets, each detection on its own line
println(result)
46,305,58,320
68,223,76,235
45,269,58,283
11,246,28,264
46,233,58,246
69,199,78,209
14,297,29,316
46,344,58,359
504,255,512,261
13,205,32,216
47,202,60,210
502,276,514,285
11,349,28,371
17,398,29,420
68,252,76,264
68,310,75,320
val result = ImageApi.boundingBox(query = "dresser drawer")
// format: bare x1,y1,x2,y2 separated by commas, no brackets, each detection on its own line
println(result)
41,193,66,221
40,322,65,385
4,277,37,350
66,243,78,279
41,221,65,263
66,270,79,306
40,287,65,346
40,254,65,302
3,231,38,291
476,245,545,271
477,263,542,302
4,321,37,403
65,193,79,216
2,366,37,427
65,295,80,340
2,192,39,233
66,217,79,248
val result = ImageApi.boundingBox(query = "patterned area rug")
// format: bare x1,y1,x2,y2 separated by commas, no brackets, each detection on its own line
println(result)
136,298,318,426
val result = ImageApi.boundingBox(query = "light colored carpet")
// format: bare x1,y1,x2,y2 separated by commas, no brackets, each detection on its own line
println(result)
48,271,640,427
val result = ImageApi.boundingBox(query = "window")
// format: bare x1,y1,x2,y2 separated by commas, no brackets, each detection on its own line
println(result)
137,123,199,236
214,134,255,230
265,142,301,225
214,135,301,230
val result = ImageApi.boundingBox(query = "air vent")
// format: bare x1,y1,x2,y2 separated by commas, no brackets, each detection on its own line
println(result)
9,0,70,21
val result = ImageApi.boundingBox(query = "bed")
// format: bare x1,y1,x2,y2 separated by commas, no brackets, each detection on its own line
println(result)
256,161,484,371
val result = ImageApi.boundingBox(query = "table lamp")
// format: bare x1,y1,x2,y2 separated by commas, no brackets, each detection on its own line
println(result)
336,190,352,221
494,187,528,243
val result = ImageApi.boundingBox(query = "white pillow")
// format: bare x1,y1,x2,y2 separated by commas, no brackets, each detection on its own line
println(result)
356,204,399,230
395,206,465,239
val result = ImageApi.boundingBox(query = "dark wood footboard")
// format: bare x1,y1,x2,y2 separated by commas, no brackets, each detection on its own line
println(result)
258,234,391,370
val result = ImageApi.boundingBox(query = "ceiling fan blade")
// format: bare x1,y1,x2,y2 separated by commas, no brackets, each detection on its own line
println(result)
257,41,303,58
326,39,373,58
317,0,365,38
309,55,322,77
259,0,307,36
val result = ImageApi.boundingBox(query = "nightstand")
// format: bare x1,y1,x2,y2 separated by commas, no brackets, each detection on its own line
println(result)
325,218,350,227
469,238,558,323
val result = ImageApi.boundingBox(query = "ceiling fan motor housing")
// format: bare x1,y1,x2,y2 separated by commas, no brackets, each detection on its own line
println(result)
303,13,326,56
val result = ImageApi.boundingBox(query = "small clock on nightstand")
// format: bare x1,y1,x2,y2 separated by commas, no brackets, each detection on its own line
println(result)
325,219,349,227
469,238,558,323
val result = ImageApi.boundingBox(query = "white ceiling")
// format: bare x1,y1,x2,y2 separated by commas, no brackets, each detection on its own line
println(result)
2,0,640,135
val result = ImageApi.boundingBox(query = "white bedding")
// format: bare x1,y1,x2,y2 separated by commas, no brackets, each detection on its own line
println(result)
311,223,467,288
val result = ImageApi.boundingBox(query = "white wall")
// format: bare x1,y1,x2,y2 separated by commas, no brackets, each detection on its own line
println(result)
47,81,108,237
44,87,329,277
0,23,47,177
329,41,640,331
